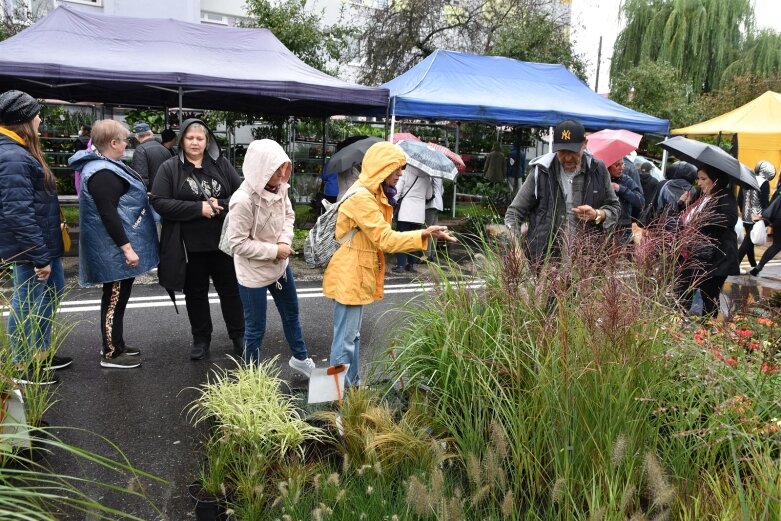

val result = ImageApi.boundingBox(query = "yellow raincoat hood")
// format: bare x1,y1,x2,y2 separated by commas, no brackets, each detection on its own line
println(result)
356,141,406,193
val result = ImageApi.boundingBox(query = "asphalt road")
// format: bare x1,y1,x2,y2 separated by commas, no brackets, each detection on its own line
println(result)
43,279,434,520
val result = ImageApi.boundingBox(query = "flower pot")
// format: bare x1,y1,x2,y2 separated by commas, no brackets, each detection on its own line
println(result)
188,481,230,521
1,389,32,450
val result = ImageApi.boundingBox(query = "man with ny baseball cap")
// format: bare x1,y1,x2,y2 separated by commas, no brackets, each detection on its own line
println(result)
505,119,620,265
130,121,171,189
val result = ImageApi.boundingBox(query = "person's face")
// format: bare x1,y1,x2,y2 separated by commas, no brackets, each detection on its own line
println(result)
555,146,584,174
697,169,715,195
32,113,41,134
182,128,207,160
608,159,623,179
106,134,129,161
384,167,403,187
267,163,289,187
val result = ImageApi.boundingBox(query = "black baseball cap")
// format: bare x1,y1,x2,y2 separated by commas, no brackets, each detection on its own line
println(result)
552,119,585,153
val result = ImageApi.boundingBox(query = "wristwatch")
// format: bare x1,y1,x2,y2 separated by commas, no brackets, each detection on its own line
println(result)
593,209,605,225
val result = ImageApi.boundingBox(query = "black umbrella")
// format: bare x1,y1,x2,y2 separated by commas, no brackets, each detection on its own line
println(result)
658,136,759,191
327,137,383,174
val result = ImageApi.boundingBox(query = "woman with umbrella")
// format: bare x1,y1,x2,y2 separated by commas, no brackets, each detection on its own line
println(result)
673,166,739,317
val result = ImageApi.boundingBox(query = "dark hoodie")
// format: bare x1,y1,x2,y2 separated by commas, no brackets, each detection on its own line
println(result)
150,118,242,291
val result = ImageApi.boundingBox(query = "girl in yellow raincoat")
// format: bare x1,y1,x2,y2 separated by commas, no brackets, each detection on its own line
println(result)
323,141,456,387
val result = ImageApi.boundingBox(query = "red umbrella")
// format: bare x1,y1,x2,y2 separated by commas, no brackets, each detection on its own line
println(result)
391,132,420,144
425,142,466,172
586,129,642,166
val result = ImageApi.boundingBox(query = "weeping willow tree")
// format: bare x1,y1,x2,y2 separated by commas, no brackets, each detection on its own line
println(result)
722,29,781,83
611,0,755,94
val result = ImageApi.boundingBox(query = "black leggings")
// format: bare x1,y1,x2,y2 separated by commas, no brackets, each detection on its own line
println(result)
756,217,781,271
737,222,757,266
101,278,135,357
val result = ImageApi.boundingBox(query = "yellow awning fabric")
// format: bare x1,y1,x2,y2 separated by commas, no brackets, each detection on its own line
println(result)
672,91,781,192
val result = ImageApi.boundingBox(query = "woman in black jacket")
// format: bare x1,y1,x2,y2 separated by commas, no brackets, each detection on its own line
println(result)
674,166,739,318
151,119,244,360
0,90,70,383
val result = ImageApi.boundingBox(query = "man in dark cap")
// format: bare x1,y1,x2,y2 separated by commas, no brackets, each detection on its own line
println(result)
504,119,620,265
130,122,171,189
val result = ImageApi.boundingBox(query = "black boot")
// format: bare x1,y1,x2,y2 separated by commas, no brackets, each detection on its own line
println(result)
190,337,210,360
231,336,244,357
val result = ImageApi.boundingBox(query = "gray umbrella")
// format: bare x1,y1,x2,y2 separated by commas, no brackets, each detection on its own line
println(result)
396,139,459,181
658,136,759,191
326,137,383,174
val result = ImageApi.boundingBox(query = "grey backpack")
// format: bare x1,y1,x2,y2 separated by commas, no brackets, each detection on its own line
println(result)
303,187,367,268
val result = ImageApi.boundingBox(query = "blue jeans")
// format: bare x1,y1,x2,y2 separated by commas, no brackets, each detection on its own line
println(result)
8,257,65,361
330,302,363,387
238,265,308,365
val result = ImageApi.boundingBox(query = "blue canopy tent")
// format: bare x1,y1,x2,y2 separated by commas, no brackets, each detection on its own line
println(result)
381,50,669,134
0,6,388,117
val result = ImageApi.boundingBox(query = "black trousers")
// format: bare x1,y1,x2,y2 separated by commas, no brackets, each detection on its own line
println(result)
676,267,727,318
183,250,244,341
395,220,423,267
101,278,134,357
756,217,781,270
737,222,757,266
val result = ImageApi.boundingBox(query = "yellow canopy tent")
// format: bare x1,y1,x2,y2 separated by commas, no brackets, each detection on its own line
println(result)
673,91,781,192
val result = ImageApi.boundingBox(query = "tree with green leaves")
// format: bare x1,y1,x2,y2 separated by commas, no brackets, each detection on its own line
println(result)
610,59,695,129
611,0,756,94
240,0,353,75
350,0,585,85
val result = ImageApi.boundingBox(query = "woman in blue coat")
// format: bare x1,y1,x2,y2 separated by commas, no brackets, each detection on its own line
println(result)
0,90,69,383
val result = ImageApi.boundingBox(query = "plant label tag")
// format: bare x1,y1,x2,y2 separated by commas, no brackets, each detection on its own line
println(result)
307,365,349,404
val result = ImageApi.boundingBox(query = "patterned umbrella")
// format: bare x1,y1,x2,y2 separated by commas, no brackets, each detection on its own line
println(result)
397,139,459,181
391,132,420,144
425,142,466,172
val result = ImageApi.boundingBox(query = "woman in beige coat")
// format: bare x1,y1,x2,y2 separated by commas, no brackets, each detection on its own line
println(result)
226,139,315,377
323,142,456,387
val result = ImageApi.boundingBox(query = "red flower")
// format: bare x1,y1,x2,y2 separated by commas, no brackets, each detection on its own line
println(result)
693,329,707,345
726,357,738,367
761,362,779,375
735,328,753,338
748,341,761,351
757,318,774,327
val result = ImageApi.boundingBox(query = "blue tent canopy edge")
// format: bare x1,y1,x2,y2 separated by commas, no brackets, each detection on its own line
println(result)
380,50,670,135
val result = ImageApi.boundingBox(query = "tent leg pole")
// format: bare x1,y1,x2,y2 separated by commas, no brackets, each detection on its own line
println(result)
453,121,461,218
178,87,183,129
389,98,396,142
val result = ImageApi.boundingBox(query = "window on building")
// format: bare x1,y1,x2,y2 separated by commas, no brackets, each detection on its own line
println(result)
60,0,103,6
201,11,227,25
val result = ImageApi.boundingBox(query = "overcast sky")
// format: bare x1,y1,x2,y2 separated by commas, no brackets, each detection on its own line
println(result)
571,0,779,93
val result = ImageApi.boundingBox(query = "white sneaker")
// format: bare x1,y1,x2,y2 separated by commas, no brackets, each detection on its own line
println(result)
288,356,316,378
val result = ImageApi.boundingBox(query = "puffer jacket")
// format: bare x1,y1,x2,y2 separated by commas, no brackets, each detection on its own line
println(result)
69,150,159,285
395,165,432,224
323,142,428,305
505,151,620,262
227,140,294,288
0,130,63,267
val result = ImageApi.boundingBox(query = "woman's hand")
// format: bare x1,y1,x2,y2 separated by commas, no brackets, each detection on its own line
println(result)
201,198,224,219
34,264,51,281
422,225,458,243
752,212,763,222
122,244,140,268
276,243,293,260
679,191,692,205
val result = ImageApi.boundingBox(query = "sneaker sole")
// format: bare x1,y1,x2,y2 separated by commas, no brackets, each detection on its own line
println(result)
288,363,314,378
100,360,141,369
13,378,58,385
125,351,141,356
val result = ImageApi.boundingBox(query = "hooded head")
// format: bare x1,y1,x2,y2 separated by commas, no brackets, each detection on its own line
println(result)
178,118,220,162
666,160,697,183
241,139,291,194
357,142,407,192
755,160,776,182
